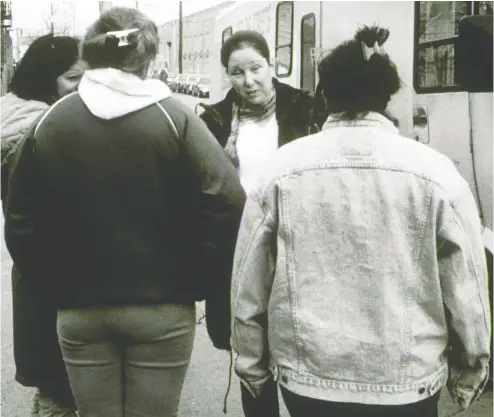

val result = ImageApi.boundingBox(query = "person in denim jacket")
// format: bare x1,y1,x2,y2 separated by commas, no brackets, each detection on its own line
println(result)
230,25,491,417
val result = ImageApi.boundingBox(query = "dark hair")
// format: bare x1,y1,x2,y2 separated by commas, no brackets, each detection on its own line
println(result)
317,26,401,119
82,7,159,74
9,34,79,104
220,30,270,69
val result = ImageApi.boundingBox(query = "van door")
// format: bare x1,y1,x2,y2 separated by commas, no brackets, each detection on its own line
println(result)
294,2,321,92
413,1,490,222
274,1,321,90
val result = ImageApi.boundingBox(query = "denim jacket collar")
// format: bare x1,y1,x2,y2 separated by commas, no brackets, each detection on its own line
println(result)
322,111,399,135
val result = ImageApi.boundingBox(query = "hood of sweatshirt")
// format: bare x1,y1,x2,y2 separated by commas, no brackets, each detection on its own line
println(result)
78,68,172,120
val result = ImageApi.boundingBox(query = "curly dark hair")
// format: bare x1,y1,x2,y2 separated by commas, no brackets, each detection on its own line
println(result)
9,34,79,104
317,25,401,119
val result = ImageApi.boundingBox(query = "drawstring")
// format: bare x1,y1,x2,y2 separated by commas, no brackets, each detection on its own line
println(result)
223,349,234,413
196,312,206,325
194,304,233,413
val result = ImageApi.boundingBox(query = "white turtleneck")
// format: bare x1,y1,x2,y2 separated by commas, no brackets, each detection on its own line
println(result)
236,113,279,194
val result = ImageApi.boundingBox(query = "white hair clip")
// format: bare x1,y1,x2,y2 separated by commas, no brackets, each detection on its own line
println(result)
361,41,386,61
106,28,139,47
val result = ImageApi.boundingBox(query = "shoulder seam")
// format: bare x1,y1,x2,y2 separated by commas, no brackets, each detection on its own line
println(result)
34,92,78,136
156,102,179,140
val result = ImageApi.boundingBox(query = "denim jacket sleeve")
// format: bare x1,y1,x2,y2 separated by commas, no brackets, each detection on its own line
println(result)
438,186,491,409
231,191,277,398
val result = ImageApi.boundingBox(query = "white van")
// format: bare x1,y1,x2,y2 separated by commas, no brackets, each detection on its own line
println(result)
210,1,493,271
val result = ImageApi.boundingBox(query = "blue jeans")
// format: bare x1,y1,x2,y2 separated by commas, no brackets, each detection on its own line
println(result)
57,303,196,417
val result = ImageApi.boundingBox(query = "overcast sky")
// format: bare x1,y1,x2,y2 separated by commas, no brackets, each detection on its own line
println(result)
12,0,232,34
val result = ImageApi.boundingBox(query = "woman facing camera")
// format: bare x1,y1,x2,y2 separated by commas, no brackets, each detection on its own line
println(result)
200,30,318,194
200,30,320,417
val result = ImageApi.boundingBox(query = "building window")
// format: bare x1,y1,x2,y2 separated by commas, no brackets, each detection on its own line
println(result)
414,1,470,92
222,27,232,44
275,1,293,77
1,1,12,28
300,13,316,91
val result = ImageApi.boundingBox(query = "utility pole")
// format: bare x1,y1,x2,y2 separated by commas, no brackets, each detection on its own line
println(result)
1,1,13,96
50,2,55,34
202,19,205,74
178,1,183,74
71,2,75,36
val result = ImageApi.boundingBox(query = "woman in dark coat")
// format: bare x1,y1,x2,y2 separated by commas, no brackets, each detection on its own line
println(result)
199,32,319,181
1,34,87,417
199,30,320,417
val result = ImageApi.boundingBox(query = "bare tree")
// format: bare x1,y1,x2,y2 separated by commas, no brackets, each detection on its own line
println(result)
21,2,71,40
42,2,71,35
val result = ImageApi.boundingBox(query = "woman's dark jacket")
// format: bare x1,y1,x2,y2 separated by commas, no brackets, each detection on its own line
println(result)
198,79,318,350
2,119,74,403
199,78,319,149
4,94,246,352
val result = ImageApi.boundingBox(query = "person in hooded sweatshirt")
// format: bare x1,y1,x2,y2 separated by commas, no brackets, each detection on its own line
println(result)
4,7,245,417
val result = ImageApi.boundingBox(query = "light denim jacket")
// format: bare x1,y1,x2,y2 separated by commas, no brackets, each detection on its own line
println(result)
231,112,491,409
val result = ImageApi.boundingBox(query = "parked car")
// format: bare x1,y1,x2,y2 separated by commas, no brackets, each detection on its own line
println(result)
167,73,178,89
184,74,200,95
192,76,210,98
173,74,188,93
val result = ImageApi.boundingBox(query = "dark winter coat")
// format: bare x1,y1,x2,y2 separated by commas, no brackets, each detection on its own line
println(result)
197,78,319,351
199,78,320,149
1,99,73,400
5,72,245,352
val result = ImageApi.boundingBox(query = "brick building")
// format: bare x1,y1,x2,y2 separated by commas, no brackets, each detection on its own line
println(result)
158,1,233,75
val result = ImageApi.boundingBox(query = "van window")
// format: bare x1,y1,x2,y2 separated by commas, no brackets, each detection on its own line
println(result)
476,1,493,14
222,27,232,45
414,1,471,92
275,1,293,77
300,13,316,91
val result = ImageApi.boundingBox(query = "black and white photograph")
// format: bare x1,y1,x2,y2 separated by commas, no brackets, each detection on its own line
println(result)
1,1,493,416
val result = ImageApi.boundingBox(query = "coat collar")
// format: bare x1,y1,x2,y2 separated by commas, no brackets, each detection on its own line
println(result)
200,78,310,127
322,112,399,135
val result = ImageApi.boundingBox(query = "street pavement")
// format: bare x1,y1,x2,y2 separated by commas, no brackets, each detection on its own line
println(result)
1,92,492,417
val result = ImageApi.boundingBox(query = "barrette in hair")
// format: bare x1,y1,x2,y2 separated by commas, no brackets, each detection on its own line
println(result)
361,41,386,61
105,28,139,47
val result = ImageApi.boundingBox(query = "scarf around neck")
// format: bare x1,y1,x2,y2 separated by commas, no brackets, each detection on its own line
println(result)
224,89,276,168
